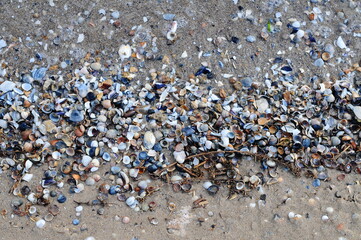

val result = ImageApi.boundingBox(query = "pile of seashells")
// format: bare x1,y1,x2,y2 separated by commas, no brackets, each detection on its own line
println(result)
0,20,361,224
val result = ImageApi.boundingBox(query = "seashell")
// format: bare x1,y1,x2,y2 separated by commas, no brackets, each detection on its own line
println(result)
32,67,47,81
44,213,54,222
207,185,219,195
118,44,132,61
321,52,330,61
173,151,186,164
255,98,269,113
249,175,261,185
203,181,212,189
69,110,84,122
22,173,33,182
29,206,37,215
120,171,130,185
125,196,138,208
82,155,92,167
36,219,46,228
336,36,346,49
171,175,183,183
235,182,245,190
143,131,156,149
352,106,361,120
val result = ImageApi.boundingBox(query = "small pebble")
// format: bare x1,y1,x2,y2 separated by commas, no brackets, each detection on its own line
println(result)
246,35,256,43
122,216,130,224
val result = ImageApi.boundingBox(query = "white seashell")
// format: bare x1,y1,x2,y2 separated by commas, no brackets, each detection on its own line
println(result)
27,193,37,203
143,131,156,149
126,196,138,208
203,181,212,189
118,44,132,61
75,183,85,193
129,168,139,178
29,206,37,215
85,177,95,186
353,106,361,120
82,155,92,167
22,173,33,182
173,151,186,164
336,36,346,49
52,151,61,160
36,219,46,228
25,160,33,170
255,98,269,113
138,180,148,189
77,33,85,43
170,175,183,183
120,171,130,184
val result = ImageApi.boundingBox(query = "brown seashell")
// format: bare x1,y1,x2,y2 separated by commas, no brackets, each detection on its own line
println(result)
219,89,227,99
75,125,85,137
61,165,72,174
23,142,33,152
321,52,330,61
48,204,60,216
258,117,269,125
23,100,31,108
269,126,277,134
21,130,32,140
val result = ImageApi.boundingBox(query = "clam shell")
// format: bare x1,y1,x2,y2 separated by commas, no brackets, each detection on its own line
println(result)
143,131,156,149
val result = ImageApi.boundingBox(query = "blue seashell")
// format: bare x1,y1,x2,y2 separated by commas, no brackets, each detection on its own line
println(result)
109,186,118,195
92,199,101,205
312,179,321,187
49,113,61,122
77,84,88,98
241,77,253,88
44,170,57,178
87,147,98,157
153,143,162,152
281,66,292,72
138,151,148,160
110,166,121,175
102,152,111,161
41,103,54,114
145,92,155,102
132,159,141,167
72,219,80,225
55,141,67,150
57,194,67,203
32,67,47,81
179,115,188,122
163,13,175,21
195,66,211,76
69,110,84,122
42,178,56,186
302,139,310,150
154,83,166,90
147,164,158,173
182,126,195,136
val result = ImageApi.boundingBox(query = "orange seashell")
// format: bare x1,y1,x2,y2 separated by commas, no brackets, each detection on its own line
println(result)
342,135,352,141
321,52,330,61
72,174,80,181
258,117,269,125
